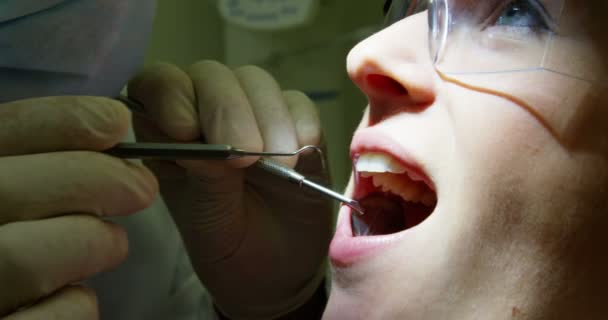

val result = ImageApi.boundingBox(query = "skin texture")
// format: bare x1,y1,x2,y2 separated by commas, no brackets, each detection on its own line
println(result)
325,2,608,320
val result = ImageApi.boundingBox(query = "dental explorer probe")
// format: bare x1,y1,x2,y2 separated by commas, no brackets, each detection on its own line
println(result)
107,146,364,215
255,158,365,215
110,95,366,215
105,143,324,160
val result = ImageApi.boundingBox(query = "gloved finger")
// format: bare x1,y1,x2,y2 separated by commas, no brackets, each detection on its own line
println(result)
187,60,263,168
0,215,126,315
0,96,131,156
128,63,199,142
282,91,326,177
283,90,322,148
3,285,99,320
0,152,157,225
234,65,299,168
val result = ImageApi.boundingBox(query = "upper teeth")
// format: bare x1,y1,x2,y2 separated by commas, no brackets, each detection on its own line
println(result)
355,153,406,174
355,153,436,206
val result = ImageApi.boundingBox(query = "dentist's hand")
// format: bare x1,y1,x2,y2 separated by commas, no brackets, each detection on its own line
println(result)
129,61,333,320
0,97,158,318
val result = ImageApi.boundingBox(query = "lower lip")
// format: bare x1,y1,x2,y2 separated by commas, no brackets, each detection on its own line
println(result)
329,205,405,267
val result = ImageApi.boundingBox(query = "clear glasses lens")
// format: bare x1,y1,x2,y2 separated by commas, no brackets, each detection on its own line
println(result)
385,0,604,84
434,0,563,77
428,0,448,64
382,0,606,139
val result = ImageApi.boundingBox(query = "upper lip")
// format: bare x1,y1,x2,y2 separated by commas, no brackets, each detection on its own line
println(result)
350,128,435,199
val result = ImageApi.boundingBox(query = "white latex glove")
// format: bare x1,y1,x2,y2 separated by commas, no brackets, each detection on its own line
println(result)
128,61,333,320
0,96,158,318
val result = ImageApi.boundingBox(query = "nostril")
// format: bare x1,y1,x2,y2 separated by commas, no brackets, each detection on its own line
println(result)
366,74,409,97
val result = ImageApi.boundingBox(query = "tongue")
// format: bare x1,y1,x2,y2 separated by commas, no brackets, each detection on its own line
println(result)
351,194,432,236
351,194,405,236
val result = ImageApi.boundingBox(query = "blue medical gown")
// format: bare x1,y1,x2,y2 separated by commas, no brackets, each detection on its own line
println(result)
0,1,217,318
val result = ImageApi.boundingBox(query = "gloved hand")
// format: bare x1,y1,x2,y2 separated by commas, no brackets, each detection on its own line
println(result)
0,97,158,318
128,61,333,320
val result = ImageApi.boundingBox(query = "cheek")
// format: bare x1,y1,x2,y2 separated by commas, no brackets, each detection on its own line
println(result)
445,85,561,237
446,83,608,249
560,88,608,153
448,85,548,190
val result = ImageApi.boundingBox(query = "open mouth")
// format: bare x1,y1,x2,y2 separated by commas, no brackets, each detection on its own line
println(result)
351,152,437,237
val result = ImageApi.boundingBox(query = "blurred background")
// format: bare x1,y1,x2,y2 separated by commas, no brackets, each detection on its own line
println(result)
143,0,384,191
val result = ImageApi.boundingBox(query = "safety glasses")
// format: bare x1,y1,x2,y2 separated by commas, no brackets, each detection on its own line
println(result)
384,0,606,84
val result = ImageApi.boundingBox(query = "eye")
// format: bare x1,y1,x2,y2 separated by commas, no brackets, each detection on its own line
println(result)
493,0,552,31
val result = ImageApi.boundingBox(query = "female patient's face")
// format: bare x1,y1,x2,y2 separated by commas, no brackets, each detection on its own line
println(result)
326,2,608,319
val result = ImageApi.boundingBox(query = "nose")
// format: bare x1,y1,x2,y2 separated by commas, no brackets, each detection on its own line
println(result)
347,13,437,125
